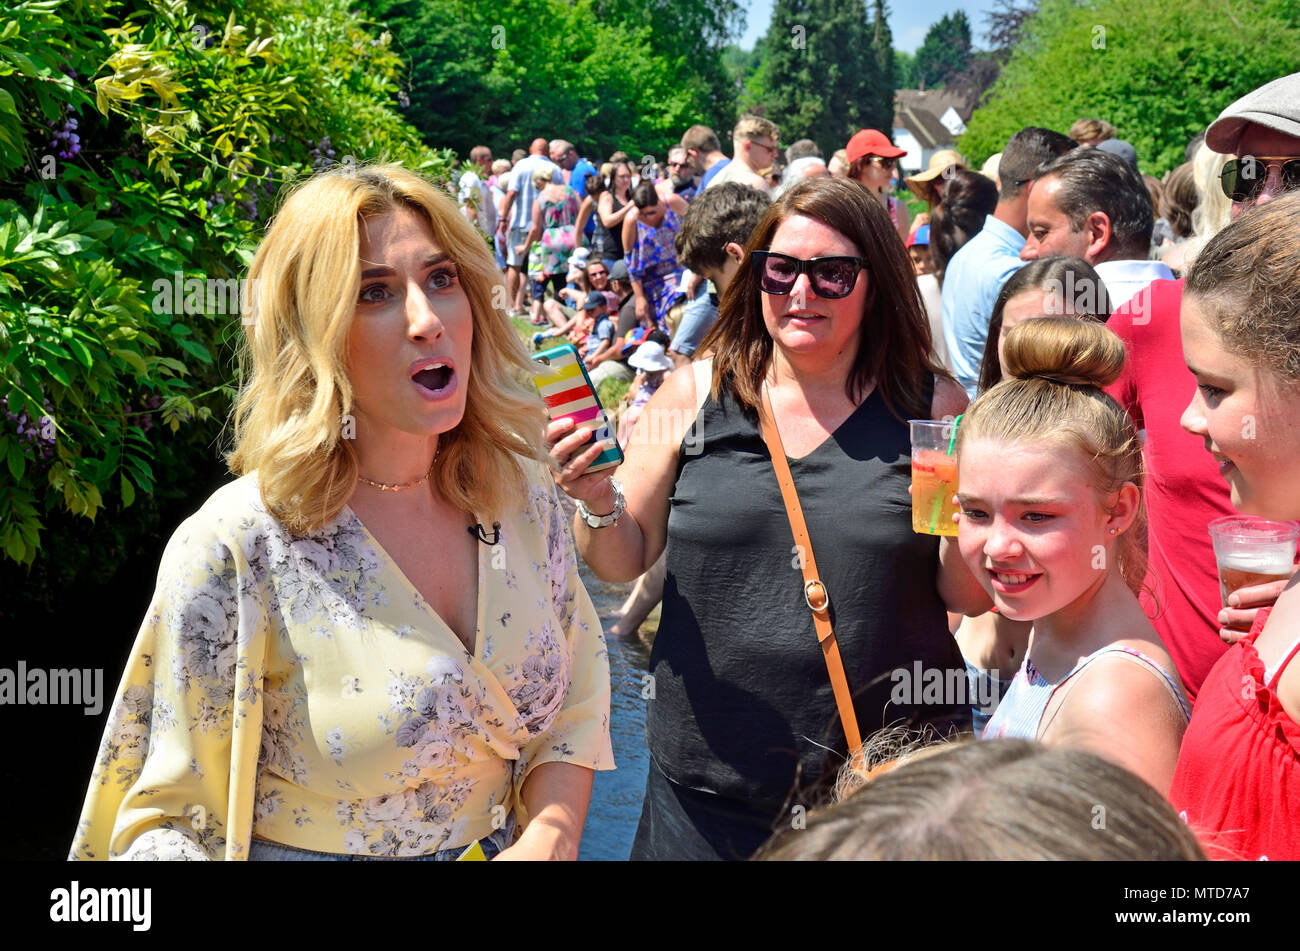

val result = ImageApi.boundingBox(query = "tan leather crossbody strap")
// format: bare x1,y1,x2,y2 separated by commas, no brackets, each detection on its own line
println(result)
758,387,865,762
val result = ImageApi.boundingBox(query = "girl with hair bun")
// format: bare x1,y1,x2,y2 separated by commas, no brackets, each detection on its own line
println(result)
1172,190,1300,860
955,317,1190,795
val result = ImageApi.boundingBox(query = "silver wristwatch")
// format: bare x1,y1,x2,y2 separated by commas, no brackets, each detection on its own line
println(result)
575,479,625,529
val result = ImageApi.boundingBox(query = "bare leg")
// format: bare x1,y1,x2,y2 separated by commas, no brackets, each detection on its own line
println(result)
506,266,522,313
607,551,666,637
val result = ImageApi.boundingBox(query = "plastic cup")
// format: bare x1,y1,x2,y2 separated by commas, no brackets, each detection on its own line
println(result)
910,419,960,537
1207,516,1298,633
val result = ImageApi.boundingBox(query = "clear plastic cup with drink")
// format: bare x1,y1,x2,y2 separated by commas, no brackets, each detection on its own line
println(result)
1207,516,1299,633
910,418,960,537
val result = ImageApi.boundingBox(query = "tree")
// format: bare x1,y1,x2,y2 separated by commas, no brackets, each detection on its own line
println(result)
591,0,746,137
361,0,716,161
959,0,1300,173
749,0,895,156
913,11,972,88
895,49,918,89
867,0,898,133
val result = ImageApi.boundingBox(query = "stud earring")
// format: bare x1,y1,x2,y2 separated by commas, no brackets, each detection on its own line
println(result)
1108,528,1118,535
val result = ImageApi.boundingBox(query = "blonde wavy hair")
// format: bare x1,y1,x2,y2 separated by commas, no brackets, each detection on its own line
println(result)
228,163,546,534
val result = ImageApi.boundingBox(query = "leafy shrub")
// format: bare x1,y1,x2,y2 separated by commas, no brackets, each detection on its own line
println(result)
959,0,1300,175
0,0,453,593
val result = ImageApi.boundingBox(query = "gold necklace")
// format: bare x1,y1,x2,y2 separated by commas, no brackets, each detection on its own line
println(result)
357,450,438,492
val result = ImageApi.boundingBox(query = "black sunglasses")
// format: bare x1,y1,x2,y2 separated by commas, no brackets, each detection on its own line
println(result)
1220,156,1300,202
751,250,867,300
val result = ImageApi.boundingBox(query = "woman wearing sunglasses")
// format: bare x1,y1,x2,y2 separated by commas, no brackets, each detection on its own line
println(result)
846,128,912,243
547,177,988,860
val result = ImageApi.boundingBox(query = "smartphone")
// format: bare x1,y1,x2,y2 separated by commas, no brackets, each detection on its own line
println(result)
530,341,624,473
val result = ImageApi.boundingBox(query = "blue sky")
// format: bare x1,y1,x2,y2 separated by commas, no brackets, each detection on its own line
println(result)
738,0,1004,53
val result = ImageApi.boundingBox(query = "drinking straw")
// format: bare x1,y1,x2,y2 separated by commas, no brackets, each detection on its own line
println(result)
928,414,964,534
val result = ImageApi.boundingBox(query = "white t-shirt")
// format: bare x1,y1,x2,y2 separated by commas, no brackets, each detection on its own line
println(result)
458,169,497,235
505,155,562,231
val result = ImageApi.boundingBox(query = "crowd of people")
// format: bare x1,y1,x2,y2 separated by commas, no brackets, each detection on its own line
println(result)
69,71,1300,862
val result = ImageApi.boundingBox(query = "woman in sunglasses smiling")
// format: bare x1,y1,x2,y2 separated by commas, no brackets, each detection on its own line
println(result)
548,176,988,860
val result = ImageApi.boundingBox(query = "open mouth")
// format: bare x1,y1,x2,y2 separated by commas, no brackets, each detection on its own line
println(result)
411,362,454,398
988,569,1041,594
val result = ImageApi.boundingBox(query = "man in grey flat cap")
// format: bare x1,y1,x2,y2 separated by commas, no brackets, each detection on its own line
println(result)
1099,71,1300,703
1206,71,1300,218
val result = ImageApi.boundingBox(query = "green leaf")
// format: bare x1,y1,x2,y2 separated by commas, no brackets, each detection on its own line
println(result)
44,361,71,387
120,474,135,507
175,337,213,363
65,337,93,368
5,440,22,481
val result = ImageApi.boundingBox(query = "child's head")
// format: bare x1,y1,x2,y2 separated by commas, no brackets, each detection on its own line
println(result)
756,738,1205,861
955,318,1145,621
906,224,933,276
1181,191,1300,520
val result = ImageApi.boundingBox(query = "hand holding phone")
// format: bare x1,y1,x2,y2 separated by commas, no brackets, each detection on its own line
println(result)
531,343,624,494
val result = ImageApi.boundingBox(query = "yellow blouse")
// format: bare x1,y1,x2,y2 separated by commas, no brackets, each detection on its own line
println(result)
70,458,613,860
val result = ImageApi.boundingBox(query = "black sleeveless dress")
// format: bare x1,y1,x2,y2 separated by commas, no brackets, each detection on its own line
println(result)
630,377,970,860
591,193,626,260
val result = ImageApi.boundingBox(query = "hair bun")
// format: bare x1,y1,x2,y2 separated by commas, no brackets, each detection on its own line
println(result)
1001,317,1125,388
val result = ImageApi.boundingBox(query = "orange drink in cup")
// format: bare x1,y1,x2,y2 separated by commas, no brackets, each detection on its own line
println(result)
910,419,960,537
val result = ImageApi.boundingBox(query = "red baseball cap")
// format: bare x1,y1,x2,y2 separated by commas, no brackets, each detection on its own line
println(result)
846,129,906,163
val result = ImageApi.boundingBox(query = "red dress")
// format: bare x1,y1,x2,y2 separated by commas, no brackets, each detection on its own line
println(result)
1169,607,1300,860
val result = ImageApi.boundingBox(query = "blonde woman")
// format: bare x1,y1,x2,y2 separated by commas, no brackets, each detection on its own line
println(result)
70,165,612,861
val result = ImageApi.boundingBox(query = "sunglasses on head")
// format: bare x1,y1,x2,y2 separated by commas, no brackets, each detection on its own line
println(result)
1220,156,1300,202
751,250,867,300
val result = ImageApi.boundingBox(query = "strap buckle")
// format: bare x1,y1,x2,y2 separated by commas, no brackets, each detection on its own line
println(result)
804,579,830,613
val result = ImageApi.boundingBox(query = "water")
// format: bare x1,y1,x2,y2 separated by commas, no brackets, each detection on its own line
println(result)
575,557,656,861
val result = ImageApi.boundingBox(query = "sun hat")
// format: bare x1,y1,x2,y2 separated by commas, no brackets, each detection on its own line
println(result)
1205,72,1300,154
628,340,675,373
845,129,906,164
905,149,966,203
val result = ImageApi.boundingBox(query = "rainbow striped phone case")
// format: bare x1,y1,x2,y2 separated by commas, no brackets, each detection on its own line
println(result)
530,342,624,473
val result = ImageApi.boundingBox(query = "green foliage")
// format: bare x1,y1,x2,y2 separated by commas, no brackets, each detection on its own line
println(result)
895,49,917,89
867,0,897,133
959,0,1300,174
0,0,454,579
913,10,972,88
362,0,742,162
748,0,895,157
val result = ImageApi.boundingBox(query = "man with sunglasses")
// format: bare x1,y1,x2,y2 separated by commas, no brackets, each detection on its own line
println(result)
1206,71,1300,217
1101,71,1300,702
705,115,779,195
665,147,699,202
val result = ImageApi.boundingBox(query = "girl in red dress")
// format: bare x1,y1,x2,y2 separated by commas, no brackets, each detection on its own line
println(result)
1173,191,1300,860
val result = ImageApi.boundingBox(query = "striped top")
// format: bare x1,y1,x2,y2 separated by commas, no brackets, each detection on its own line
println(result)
982,644,1192,741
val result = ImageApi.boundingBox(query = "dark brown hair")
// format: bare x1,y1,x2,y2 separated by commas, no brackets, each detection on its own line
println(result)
699,176,949,421
976,256,1111,394
929,169,999,280
756,738,1206,860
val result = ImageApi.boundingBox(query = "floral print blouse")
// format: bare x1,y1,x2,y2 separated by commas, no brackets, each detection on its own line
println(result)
69,457,613,860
